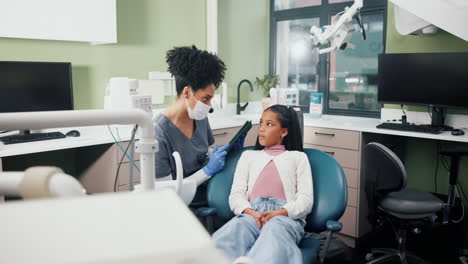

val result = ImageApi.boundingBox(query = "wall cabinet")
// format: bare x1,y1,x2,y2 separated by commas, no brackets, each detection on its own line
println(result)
0,0,117,44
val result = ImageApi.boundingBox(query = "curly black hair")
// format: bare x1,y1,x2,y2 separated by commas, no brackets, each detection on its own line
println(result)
166,45,226,95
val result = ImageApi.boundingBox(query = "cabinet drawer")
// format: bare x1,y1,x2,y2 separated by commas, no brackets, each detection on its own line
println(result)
304,144,359,169
116,141,140,163
343,168,358,189
304,127,360,150
212,127,237,146
347,187,358,207
118,161,141,186
339,206,357,237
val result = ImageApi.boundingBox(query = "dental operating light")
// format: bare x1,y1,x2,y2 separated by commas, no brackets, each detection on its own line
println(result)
310,0,366,54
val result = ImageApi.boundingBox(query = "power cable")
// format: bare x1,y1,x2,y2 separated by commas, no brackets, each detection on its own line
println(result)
109,125,138,192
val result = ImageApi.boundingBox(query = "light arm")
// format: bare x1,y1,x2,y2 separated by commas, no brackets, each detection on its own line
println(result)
310,0,364,54
0,109,156,191
0,168,86,198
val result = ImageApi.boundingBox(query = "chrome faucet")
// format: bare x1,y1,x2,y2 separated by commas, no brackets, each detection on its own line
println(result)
236,79,253,115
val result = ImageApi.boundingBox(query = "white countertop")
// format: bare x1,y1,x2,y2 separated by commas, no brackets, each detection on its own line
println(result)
304,114,468,143
2,106,467,158
0,125,135,158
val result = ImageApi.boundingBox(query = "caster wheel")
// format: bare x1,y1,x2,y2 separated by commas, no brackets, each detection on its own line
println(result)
365,253,375,261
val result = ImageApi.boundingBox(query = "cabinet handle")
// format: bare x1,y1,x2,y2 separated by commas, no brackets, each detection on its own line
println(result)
213,132,228,137
325,151,335,156
315,132,335,136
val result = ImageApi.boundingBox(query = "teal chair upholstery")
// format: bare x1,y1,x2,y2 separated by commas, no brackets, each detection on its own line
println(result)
197,147,347,264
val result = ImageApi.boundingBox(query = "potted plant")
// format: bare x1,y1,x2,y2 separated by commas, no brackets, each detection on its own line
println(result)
254,74,279,109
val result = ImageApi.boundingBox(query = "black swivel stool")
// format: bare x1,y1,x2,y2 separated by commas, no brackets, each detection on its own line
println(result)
363,142,444,264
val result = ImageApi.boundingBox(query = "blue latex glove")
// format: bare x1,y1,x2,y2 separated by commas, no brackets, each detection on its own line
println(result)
203,143,228,176
232,132,247,152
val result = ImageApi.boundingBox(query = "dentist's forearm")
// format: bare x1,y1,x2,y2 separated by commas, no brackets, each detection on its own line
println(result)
155,170,209,187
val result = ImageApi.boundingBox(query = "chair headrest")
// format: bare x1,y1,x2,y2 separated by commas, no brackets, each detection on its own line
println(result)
363,142,407,193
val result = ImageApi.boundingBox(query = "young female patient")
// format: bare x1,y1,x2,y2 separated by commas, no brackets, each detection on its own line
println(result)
212,105,313,264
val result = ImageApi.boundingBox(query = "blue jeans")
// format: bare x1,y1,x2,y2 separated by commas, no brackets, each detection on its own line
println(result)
212,197,305,264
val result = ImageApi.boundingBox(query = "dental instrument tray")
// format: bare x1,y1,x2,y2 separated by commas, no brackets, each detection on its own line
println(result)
226,120,252,152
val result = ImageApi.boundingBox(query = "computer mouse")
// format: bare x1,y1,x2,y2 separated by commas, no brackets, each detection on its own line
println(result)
66,130,80,137
451,129,465,136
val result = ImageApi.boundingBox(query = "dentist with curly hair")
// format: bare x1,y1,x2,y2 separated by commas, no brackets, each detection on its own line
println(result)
153,45,243,206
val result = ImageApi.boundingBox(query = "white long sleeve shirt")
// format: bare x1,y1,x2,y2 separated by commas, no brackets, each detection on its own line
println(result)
229,150,314,221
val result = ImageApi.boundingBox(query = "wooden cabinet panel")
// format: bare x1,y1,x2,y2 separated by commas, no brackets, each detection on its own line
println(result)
305,125,362,240
304,144,359,169
212,125,258,147
79,145,116,194
304,127,360,150
80,142,140,194
339,206,357,237
245,125,258,147
212,127,237,146
343,168,358,189
116,141,140,163
118,161,141,186
347,187,358,207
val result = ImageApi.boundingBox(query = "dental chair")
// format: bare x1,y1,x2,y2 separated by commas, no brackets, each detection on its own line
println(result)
195,147,348,264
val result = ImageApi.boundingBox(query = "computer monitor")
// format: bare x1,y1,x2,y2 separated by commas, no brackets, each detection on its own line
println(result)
0,61,73,113
378,52,468,127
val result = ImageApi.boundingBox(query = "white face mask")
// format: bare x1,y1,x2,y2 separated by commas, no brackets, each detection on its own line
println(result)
186,89,211,120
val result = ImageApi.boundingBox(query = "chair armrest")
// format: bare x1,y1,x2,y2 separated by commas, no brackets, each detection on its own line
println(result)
195,207,217,217
326,220,342,232
319,221,342,264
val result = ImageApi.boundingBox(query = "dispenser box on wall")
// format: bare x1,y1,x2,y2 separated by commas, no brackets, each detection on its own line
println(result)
148,72,176,96
104,77,138,109
138,80,165,104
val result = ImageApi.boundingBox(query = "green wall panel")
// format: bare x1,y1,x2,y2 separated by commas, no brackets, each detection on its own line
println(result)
218,0,269,103
0,0,207,110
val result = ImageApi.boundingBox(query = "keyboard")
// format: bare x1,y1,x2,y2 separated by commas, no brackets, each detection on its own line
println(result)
376,123,445,134
0,132,66,145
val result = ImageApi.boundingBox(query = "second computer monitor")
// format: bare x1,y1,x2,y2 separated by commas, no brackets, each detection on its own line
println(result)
378,52,468,109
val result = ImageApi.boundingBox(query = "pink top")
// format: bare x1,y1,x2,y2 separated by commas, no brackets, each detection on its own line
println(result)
249,145,287,201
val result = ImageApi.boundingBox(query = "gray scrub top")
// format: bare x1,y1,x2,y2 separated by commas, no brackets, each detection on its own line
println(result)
153,113,215,179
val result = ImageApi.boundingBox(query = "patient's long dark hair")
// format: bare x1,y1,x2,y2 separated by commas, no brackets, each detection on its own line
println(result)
255,104,303,152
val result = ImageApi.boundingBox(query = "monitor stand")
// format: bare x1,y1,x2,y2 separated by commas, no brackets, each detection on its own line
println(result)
431,106,453,131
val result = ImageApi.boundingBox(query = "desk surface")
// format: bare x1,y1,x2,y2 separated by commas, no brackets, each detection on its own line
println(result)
304,115,468,143
0,125,135,158
2,113,467,158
